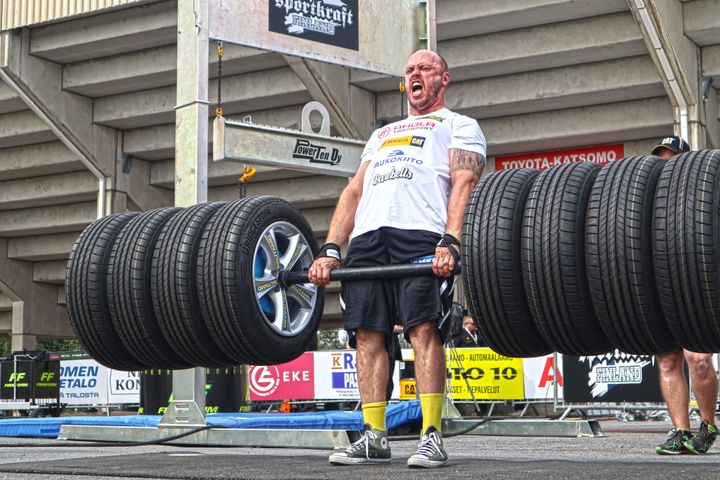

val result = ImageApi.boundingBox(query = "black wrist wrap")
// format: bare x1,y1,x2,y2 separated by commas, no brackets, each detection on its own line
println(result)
437,234,461,263
318,243,341,262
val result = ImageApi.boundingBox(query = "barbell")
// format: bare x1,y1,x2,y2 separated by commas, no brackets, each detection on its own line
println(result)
280,263,453,285
66,149,720,371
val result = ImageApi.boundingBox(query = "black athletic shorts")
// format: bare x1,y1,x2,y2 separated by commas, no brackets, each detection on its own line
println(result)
340,227,455,347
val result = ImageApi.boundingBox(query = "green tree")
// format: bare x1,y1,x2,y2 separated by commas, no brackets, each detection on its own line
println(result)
316,328,346,351
0,339,82,356
37,339,82,352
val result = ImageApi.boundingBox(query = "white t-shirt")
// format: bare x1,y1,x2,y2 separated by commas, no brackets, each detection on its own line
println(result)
351,108,486,239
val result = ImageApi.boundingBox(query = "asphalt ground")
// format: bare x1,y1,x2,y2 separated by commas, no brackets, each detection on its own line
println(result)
0,420,717,480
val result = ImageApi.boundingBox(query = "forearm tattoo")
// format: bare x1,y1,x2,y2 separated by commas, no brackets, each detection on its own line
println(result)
450,148,486,177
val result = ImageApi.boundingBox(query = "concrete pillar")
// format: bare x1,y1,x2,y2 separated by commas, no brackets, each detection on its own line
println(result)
0,238,73,343
10,301,36,352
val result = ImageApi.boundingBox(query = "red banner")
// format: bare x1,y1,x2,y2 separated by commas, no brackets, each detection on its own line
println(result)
248,352,314,401
496,144,624,171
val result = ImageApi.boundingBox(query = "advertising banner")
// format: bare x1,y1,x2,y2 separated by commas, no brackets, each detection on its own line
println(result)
314,351,358,400
248,352,314,401
0,359,34,400
107,369,140,404
522,354,563,400
446,348,524,400
140,367,246,414
563,352,664,403
33,360,60,399
209,0,424,76
268,0,359,50
60,359,106,404
59,359,139,406
495,144,624,171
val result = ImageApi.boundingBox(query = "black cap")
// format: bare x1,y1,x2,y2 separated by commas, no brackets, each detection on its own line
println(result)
651,135,690,155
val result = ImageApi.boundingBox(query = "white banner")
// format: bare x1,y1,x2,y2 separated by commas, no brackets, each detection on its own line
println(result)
522,354,563,401
313,351,399,400
314,351,359,400
107,369,141,404
59,359,139,406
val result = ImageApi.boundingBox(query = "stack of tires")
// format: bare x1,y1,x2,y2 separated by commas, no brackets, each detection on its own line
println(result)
462,149,720,357
66,196,323,370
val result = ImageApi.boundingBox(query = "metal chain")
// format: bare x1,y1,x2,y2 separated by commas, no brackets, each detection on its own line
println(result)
238,167,257,199
216,42,223,117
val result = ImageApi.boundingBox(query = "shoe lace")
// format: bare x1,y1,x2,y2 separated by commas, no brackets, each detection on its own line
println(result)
416,432,442,458
695,423,714,443
346,429,374,456
665,428,684,442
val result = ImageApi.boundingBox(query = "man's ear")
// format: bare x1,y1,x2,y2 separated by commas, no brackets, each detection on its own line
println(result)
442,71,450,86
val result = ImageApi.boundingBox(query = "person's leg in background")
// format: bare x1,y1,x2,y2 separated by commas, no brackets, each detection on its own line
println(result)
656,350,692,454
684,351,718,454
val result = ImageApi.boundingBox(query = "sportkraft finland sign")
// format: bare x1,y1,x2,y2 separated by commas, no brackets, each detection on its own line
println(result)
209,0,425,76
269,0,359,50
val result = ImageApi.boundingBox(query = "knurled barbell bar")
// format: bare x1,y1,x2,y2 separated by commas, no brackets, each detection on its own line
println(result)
280,263,457,285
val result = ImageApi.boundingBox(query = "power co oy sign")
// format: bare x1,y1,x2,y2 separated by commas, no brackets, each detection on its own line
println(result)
292,139,343,166
445,348,524,400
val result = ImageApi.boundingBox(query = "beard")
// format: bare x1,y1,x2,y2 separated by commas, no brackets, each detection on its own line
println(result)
408,80,443,112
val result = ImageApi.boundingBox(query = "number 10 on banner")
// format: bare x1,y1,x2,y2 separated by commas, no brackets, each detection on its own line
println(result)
445,348,525,400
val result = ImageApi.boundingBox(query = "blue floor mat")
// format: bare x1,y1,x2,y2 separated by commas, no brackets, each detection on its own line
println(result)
0,400,421,438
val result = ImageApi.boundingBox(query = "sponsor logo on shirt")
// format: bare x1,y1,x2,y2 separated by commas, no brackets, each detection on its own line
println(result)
377,121,436,139
374,154,423,167
372,166,413,185
379,136,426,150
416,115,445,122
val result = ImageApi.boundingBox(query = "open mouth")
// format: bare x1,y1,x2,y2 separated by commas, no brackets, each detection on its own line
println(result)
411,81,423,96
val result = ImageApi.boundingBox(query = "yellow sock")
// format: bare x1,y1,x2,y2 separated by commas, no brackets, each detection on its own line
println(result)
420,393,444,433
362,401,387,431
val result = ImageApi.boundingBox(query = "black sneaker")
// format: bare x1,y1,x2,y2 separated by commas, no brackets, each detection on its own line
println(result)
656,428,692,455
407,426,449,468
329,424,391,465
685,421,717,454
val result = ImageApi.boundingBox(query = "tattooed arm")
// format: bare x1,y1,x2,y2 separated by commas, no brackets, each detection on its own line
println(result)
433,148,486,277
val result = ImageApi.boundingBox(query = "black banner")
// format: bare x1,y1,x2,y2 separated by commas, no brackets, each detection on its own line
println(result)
564,353,665,403
269,0,359,51
140,367,247,414
0,359,33,400
33,360,60,399
0,354,60,401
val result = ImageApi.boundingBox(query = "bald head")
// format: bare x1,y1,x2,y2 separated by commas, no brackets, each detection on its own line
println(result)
408,49,449,73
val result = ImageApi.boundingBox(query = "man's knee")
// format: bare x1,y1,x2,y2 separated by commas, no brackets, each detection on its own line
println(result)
658,350,684,378
356,329,387,353
408,321,439,345
686,352,717,380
